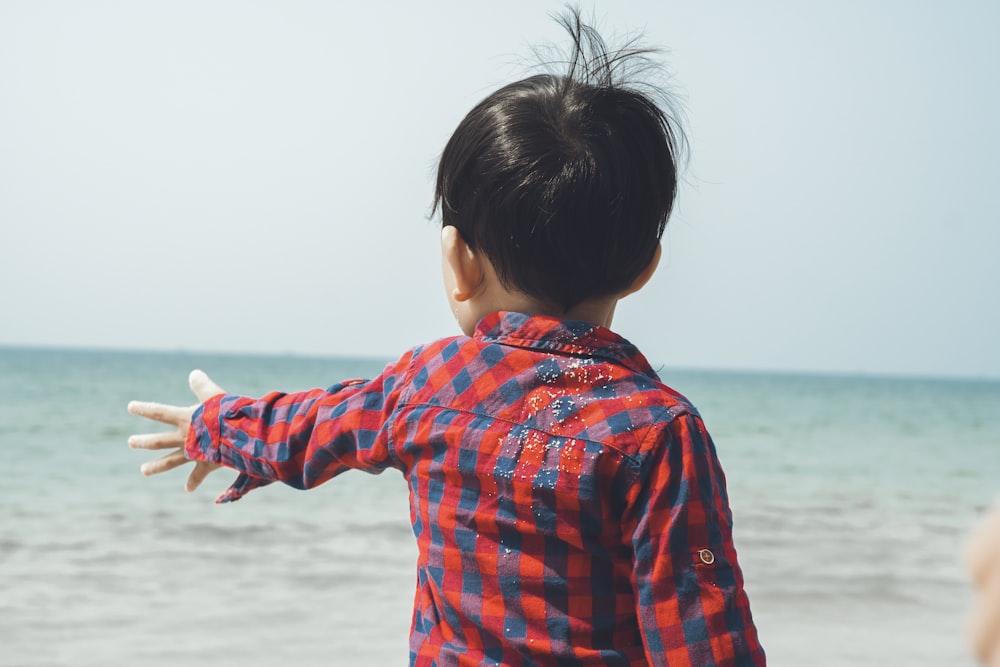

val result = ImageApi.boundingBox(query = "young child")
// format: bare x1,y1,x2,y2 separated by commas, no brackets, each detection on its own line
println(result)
129,11,765,666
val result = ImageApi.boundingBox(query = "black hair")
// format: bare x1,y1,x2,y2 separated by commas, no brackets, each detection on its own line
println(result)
432,7,685,311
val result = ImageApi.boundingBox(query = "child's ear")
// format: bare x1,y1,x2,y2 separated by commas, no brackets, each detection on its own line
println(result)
441,225,485,302
621,244,662,297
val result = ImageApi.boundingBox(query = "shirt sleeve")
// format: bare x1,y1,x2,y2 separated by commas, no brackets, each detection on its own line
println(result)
625,412,766,666
183,349,418,503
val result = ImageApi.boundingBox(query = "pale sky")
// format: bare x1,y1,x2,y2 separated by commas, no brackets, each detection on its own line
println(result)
2,1,998,379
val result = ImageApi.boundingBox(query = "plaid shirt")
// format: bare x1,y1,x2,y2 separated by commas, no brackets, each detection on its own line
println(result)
187,311,765,666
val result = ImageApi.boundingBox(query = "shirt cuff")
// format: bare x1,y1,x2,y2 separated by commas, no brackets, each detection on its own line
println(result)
183,394,274,504
184,395,224,463
214,473,272,504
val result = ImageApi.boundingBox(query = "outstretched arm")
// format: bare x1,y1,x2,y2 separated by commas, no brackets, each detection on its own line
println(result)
128,349,416,503
128,369,226,492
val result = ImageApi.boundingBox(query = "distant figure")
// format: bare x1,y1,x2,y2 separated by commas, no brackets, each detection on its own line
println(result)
127,8,765,666
967,501,1000,666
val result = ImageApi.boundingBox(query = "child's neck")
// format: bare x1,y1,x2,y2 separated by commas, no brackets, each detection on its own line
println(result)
480,288,619,329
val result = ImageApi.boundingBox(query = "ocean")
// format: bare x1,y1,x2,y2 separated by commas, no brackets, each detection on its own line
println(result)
1,346,997,666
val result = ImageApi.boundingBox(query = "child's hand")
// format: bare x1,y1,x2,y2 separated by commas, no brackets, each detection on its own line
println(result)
966,500,1000,666
128,369,225,492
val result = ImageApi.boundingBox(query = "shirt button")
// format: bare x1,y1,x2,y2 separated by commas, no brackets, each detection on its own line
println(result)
698,548,715,565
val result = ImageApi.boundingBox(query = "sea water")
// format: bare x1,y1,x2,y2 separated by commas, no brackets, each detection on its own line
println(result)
0,347,997,666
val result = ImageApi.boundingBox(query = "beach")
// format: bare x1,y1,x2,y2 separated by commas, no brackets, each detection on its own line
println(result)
1,346,996,666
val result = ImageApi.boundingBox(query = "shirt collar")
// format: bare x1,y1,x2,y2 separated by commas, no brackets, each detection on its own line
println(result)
473,311,658,379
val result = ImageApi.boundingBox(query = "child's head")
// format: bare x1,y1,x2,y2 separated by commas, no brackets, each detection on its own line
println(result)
433,9,684,322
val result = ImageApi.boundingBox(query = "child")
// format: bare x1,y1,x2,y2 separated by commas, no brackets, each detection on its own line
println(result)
128,10,765,666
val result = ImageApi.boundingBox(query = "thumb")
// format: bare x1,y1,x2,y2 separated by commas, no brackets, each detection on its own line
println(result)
189,369,226,403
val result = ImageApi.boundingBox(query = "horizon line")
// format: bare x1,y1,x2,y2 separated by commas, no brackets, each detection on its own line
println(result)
1,341,997,385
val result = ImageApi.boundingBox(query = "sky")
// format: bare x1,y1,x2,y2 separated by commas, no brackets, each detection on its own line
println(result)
1,1,998,380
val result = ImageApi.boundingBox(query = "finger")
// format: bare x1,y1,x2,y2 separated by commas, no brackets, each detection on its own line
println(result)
128,431,185,450
185,461,222,492
140,449,189,476
189,369,225,403
128,401,192,425
966,503,1000,586
970,568,1000,666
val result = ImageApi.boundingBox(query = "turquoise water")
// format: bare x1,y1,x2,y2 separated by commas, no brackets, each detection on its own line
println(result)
1,347,997,666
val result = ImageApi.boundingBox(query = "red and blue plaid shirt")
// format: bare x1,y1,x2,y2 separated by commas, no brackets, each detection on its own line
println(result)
186,311,765,666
